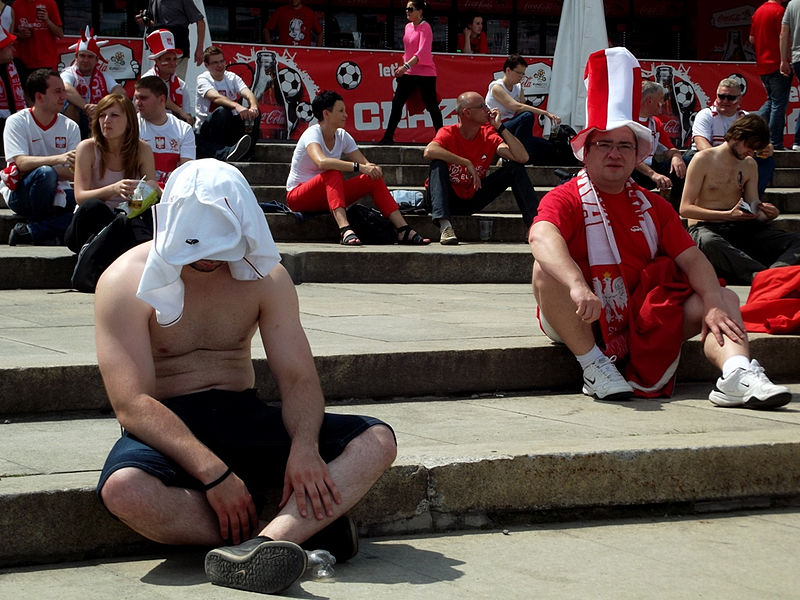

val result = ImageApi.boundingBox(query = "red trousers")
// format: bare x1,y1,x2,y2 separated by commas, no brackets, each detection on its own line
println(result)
286,171,398,217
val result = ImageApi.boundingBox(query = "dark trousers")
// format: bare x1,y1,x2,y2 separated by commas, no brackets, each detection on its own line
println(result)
426,159,539,227
688,221,800,284
196,106,260,160
503,111,557,165
383,74,443,141
65,198,153,253
631,159,685,211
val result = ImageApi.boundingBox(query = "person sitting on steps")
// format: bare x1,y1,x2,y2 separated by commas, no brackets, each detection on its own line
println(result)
285,90,430,246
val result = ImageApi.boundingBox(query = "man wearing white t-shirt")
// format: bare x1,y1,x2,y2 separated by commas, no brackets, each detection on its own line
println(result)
2,68,79,245
60,27,125,138
135,76,194,188
688,78,775,198
195,45,259,162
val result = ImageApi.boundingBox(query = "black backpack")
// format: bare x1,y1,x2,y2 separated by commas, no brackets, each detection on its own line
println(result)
345,204,396,244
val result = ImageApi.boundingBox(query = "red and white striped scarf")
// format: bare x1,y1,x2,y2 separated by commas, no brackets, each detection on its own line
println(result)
0,62,25,113
69,65,110,104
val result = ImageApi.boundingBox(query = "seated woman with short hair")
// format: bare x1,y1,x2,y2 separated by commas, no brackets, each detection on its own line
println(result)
285,90,429,246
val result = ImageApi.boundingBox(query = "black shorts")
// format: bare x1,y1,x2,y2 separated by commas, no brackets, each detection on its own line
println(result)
96,389,392,505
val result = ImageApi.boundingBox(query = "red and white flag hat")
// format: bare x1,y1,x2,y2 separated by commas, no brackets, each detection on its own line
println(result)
68,26,109,62
570,47,652,164
147,29,183,60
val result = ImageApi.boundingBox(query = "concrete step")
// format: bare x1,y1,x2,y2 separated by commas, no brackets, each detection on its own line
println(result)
0,283,797,417
253,143,800,168
3,510,800,598
0,240,535,289
234,161,573,187
2,385,799,567
253,142,427,165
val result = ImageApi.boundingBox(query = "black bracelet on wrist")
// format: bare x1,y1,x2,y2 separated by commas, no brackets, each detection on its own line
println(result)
202,467,232,491
496,124,507,135
353,162,360,172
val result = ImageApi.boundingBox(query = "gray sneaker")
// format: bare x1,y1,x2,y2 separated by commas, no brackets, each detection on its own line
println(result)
709,359,792,409
205,536,307,594
440,225,458,245
582,355,634,401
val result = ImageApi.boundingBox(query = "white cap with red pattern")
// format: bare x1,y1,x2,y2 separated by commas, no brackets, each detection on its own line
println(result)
146,29,184,60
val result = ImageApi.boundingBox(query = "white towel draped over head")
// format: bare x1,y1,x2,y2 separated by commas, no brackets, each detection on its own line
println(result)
136,159,281,326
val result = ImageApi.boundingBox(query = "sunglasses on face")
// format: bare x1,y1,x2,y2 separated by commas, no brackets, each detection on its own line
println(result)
717,94,739,102
406,6,415,12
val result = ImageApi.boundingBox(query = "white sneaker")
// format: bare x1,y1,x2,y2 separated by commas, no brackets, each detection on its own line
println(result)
709,359,792,409
793,144,800,151
582,355,634,401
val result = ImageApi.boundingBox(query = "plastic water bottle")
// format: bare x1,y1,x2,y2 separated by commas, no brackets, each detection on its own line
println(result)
305,549,336,580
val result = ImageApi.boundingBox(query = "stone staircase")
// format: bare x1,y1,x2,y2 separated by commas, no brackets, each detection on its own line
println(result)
1,144,799,568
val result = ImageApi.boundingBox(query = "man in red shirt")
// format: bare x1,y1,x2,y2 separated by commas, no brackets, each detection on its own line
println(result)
422,90,537,245
264,0,322,47
750,0,791,148
529,47,791,409
13,0,63,71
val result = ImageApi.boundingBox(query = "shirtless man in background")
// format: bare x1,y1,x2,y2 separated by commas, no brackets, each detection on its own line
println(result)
94,159,396,595
680,113,800,283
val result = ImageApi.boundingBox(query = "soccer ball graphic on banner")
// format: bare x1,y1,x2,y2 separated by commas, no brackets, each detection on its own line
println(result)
336,61,362,90
279,68,303,100
296,101,314,122
727,73,747,97
673,80,695,109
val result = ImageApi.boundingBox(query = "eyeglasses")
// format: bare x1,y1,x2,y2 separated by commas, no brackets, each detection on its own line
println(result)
513,69,526,76
406,6,416,11
466,102,487,110
717,94,739,102
591,140,637,154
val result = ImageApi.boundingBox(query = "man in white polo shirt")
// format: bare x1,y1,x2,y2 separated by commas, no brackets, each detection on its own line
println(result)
135,75,194,188
195,45,259,162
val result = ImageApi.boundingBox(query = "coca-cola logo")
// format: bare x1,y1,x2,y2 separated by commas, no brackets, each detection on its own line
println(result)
265,109,286,125
662,119,680,135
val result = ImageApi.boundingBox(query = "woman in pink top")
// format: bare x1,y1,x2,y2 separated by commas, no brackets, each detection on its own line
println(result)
380,0,443,143
65,94,158,253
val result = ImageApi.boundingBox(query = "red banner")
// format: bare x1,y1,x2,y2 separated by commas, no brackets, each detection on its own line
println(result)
55,36,795,148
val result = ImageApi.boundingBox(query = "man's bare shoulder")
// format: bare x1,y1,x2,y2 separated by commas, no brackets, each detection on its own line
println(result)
95,243,153,311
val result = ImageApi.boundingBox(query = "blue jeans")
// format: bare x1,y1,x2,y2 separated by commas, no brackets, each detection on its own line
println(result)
758,70,792,148
7,166,75,244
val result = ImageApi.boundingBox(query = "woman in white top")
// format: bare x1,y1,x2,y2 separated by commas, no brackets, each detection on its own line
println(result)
485,54,562,165
66,94,158,252
286,90,429,246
